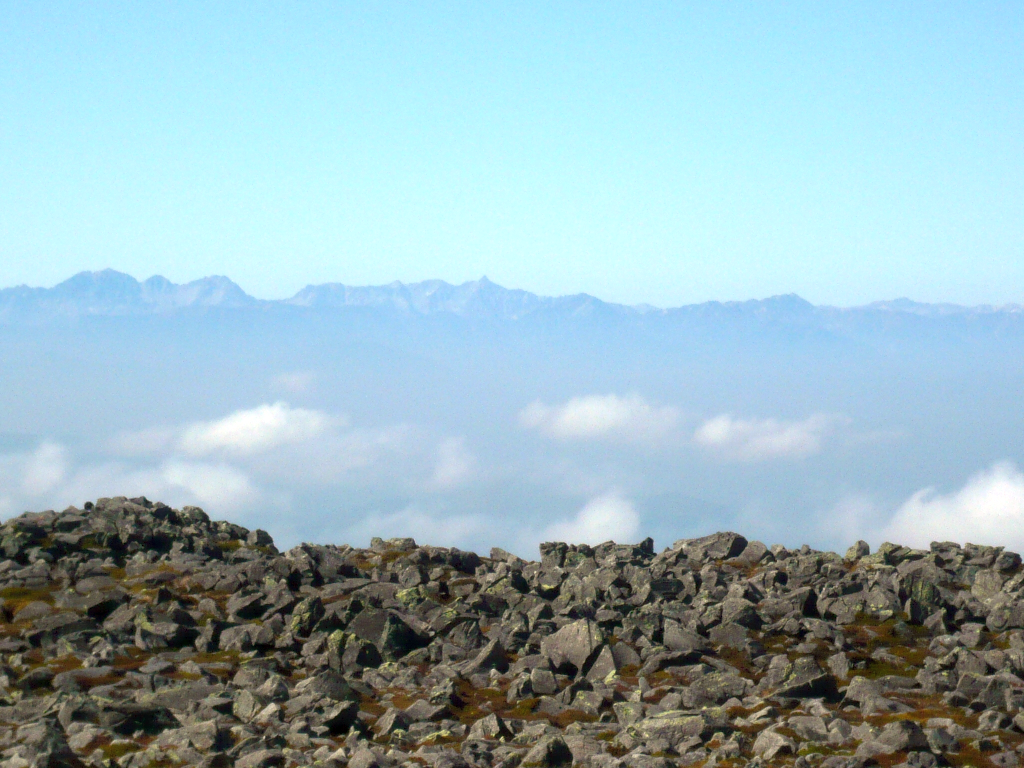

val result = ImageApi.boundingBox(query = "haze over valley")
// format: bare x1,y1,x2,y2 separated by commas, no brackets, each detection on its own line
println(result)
2,269,1023,557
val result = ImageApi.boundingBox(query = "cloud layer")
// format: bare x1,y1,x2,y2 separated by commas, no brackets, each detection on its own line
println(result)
694,413,841,461
541,491,641,545
430,437,475,490
520,394,679,441
345,504,489,548
1,403,477,543
8,392,1021,558
0,444,259,519
179,402,341,456
881,461,1024,551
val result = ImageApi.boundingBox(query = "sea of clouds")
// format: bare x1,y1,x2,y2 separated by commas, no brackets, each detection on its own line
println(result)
4,386,1023,557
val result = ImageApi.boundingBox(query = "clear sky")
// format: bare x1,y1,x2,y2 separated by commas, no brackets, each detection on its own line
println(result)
1,2,1022,306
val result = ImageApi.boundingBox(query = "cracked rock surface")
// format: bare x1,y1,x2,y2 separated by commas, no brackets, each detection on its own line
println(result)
3,497,1024,767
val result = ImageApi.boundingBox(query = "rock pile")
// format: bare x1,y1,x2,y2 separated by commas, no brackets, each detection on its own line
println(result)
2,498,1024,768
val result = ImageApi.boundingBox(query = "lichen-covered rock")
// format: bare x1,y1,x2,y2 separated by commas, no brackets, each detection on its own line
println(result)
2,497,1024,768
522,735,572,767
752,726,797,759
539,619,603,675
626,708,729,746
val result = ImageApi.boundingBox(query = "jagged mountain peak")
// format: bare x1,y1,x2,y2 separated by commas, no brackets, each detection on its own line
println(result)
0,271,257,319
286,276,607,319
54,268,141,296
1,270,1021,324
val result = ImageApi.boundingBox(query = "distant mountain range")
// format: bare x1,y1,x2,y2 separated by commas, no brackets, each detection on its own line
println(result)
1,269,1021,323
3,269,1024,558
0,270,258,319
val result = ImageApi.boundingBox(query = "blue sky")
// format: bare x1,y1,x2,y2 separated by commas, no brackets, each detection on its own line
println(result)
1,2,1022,306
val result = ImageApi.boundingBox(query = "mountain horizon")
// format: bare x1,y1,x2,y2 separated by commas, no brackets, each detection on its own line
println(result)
2,268,1022,322
3,267,1024,558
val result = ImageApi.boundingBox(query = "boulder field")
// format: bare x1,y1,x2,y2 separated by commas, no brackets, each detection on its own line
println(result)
2,497,1024,768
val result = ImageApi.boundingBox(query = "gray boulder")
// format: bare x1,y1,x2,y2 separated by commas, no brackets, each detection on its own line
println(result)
540,619,604,675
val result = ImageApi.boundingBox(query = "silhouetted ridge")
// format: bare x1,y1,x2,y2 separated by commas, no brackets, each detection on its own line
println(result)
1,271,1022,324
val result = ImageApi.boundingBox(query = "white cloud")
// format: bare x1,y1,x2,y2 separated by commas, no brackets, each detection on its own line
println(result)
881,461,1024,550
694,413,843,461
158,460,259,513
178,402,343,456
111,403,408,486
0,442,68,508
520,394,679,441
239,424,417,488
542,491,641,545
34,456,259,517
97,402,436,514
0,441,261,522
345,503,489,549
21,442,67,496
430,437,475,489
813,494,886,547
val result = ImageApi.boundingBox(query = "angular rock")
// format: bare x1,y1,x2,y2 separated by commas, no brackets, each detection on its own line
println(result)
752,728,797,760
626,709,729,745
540,619,604,675
522,735,573,767
673,532,748,562
5,498,1024,768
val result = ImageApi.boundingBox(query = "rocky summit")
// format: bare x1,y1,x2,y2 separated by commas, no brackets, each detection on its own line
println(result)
2,500,1024,768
